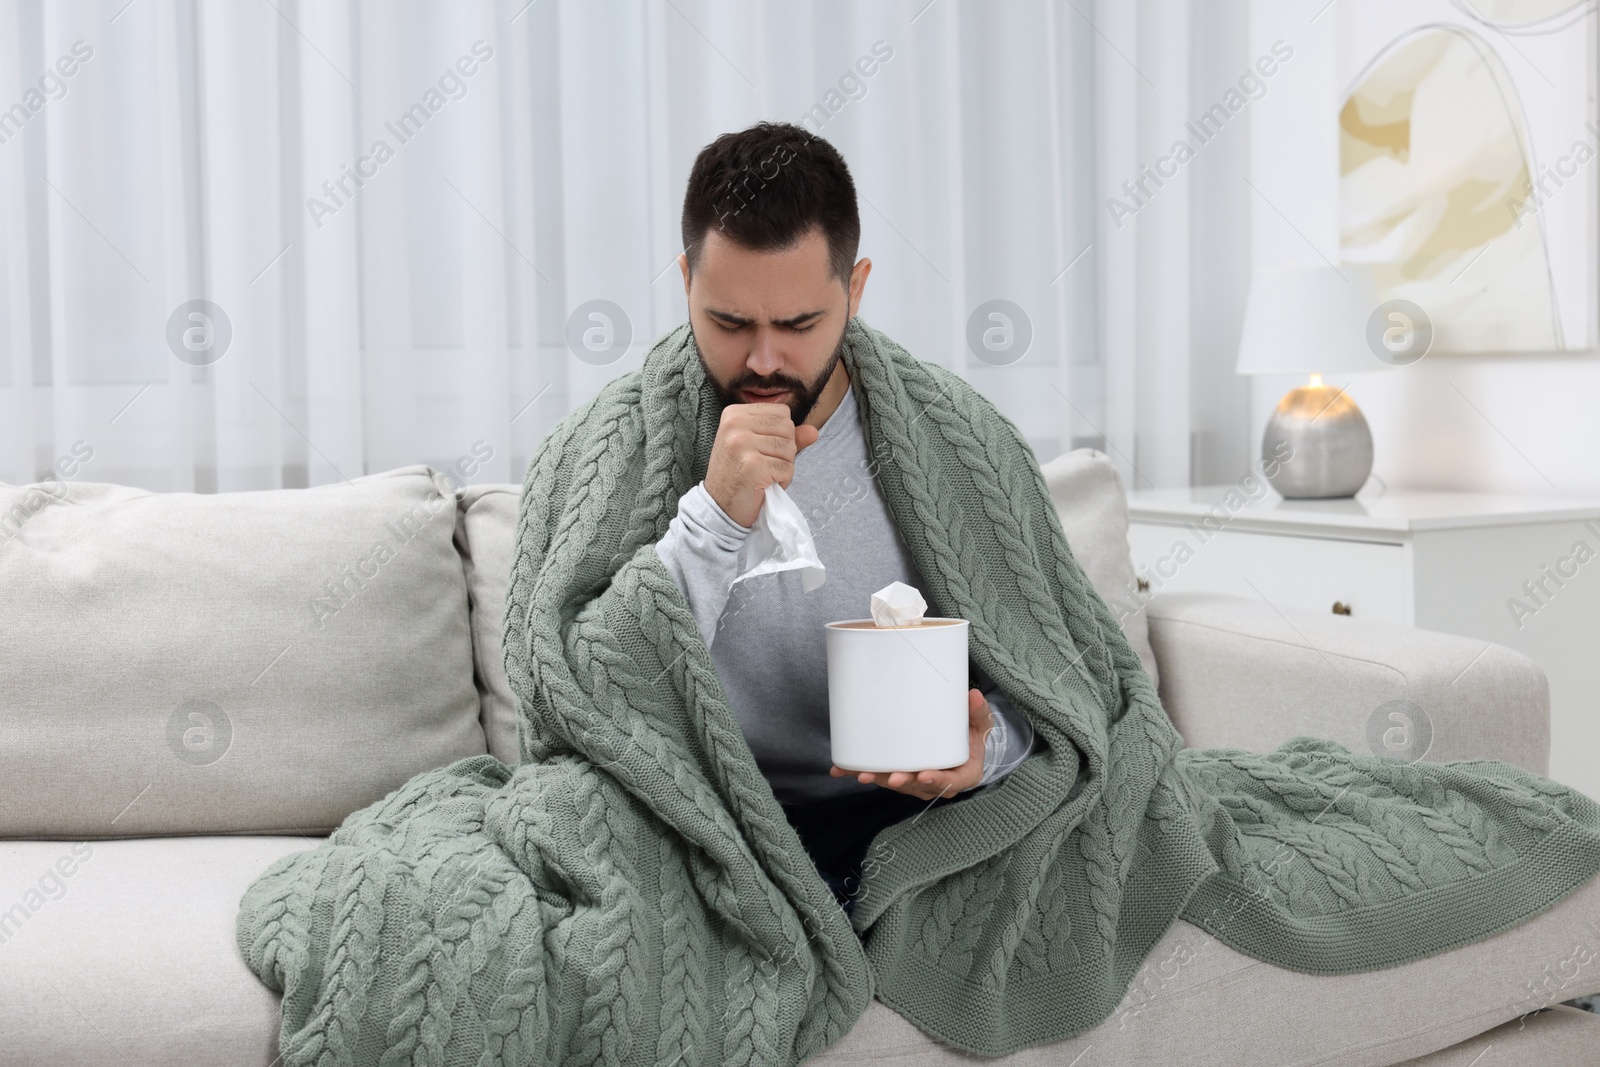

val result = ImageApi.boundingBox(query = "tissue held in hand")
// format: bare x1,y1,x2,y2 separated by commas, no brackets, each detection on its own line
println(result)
728,483,826,593
870,580,927,627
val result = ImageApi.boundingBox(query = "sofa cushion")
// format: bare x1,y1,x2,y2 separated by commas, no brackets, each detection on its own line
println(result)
455,484,523,764
0,836,318,1066
0,465,486,838
3,837,1594,1065
1038,449,1160,687
1147,592,1551,773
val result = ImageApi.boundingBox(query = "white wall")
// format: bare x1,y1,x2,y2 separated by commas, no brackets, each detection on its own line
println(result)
1247,1,1600,500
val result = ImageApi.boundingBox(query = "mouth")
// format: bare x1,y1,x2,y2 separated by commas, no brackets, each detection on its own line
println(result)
740,388,792,403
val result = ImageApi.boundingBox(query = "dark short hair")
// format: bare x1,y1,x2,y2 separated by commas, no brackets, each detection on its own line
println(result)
681,121,860,285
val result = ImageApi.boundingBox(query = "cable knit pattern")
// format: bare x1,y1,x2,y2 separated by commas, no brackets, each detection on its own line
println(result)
238,316,1600,1061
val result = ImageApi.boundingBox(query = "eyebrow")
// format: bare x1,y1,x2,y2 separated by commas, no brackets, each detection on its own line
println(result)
704,307,827,328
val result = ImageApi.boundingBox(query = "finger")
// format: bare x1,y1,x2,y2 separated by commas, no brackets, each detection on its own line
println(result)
719,435,792,476
735,454,794,493
754,453,799,491
745,430,800,460
773,459,801,489
729,405,798,436
795,424,820,451
749,453,794,484
728,461,779,501
725,401,793,418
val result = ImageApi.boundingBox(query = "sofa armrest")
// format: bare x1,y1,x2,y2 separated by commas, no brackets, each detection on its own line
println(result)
1146,592,1550,774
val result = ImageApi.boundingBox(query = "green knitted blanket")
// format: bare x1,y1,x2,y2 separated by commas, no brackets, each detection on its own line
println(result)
238,316,1600,1065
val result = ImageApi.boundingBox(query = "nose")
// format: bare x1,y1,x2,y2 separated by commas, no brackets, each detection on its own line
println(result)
746,326,783,377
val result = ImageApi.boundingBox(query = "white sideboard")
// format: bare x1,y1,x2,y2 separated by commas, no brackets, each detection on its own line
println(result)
1126,486,1600,801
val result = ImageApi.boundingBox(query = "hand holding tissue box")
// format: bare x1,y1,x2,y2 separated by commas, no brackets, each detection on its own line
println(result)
826,582,970,772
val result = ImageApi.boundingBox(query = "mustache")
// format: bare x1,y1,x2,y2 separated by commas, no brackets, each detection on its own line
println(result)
726,371,807,394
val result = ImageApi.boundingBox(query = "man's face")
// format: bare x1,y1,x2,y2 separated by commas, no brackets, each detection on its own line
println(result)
680,224,870,426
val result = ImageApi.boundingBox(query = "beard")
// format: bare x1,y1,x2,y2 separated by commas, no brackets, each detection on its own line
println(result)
693,318,847,426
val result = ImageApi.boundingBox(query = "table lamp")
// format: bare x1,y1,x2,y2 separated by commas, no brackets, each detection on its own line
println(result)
1236,265,1383,499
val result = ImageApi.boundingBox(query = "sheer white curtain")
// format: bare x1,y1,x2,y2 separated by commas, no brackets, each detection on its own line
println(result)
0,0,1246,494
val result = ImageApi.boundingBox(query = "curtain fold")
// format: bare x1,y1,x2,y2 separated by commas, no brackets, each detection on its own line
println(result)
0,0,1244,494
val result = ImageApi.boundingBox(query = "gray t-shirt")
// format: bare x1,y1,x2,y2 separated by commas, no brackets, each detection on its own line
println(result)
654,383,1035,806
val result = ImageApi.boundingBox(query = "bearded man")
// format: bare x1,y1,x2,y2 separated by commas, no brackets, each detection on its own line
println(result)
651,122,1037,915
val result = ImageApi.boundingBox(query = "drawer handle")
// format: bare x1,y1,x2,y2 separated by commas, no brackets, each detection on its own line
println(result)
1332,601,1352,616
1137,578,1150,593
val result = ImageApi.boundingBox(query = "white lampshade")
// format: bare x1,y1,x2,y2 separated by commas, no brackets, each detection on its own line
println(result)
1235,265,1383,376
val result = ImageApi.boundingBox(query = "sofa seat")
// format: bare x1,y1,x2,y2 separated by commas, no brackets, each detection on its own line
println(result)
818,874,1600,1065
0,837,321,1065
2,837,1597,1066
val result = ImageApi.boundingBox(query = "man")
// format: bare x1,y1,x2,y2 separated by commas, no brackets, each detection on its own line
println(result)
651,122,1036,913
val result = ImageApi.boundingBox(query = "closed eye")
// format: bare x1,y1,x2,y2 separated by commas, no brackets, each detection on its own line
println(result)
711,318,817,334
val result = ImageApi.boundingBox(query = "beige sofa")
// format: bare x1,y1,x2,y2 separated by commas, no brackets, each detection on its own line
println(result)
1,455,1597,1065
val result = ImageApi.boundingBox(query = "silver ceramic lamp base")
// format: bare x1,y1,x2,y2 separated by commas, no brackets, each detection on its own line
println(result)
1262,382,1373,499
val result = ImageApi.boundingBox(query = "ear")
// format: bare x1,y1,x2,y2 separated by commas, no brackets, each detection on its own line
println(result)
678,252,691,299
847,257,872,318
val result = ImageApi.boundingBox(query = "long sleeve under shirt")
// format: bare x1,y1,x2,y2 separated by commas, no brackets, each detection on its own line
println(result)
653,382,1036,807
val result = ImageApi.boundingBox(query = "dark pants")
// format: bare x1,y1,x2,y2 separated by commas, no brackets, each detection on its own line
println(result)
779,786,967,915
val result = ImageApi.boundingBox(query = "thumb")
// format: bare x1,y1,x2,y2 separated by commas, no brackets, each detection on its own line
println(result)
795,423,820,452
969,688,990,723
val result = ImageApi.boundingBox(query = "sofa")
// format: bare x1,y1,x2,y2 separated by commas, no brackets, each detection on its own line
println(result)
2,452,1597,1065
